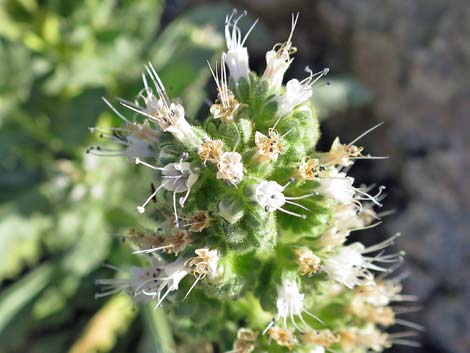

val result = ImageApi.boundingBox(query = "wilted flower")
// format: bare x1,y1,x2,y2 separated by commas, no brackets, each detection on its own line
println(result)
88,99,159,161
198,139,224,164
267,327,298,349
296,158,321,180
339,326,393,352
217,151,244,184
228,328,257,353
295,248,321,276
254,128,284,162
263,13,299,89
209,58,244,123
302,329,338,348
188,248,219,278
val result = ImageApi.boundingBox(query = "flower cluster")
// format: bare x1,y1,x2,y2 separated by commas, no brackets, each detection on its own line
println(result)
93,10,419,353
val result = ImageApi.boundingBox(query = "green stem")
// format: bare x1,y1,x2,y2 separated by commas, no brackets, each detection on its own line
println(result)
141,305,175,353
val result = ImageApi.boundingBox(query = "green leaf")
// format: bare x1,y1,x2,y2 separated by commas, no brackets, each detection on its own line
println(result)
33,205,110,318
0,263,54,332
139,306,175,353
0,214,51,280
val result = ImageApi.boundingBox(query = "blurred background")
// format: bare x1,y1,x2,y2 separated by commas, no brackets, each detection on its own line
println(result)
0,1,468,353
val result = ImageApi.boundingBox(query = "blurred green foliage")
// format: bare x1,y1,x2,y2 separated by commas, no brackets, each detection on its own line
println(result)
0,1,228,352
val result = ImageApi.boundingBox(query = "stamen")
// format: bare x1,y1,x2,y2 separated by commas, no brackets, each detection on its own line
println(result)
119,99,156,120
287,13,299,44
348,122,384,146
394,319,425,331
284,200,310,212
134,157,165,170
183,276,201,300
102,97,129,123
136,180,169,213
279,207,306,218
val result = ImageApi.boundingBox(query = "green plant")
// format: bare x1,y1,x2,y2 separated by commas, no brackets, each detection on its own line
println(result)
94,11,419,353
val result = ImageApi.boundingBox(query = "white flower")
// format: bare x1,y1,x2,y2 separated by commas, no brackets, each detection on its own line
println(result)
275,67,329,117
134,159,199,225
217,151,244,184
119,63,201,148
95,257,188,308
89,98,159,162
223,10,258,82
318,168,384,209
123,135,154,161
262,13,299,89
184,248,220,299
322,235,402,289
264,275,321,334
317,167,356,205
319,203,374,249
254,180,313,218
276,276,305,321
255,180,286,211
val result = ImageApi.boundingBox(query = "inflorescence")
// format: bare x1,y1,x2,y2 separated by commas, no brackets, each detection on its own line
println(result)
92,9,420,353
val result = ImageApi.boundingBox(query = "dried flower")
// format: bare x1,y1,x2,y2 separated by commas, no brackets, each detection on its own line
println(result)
198,139,224,164
228,328,257,353
209,58,244,123
296,249,321,276
217,151,244,184
267,327,298,349
263,14,299,89
254,128,284,162
302,329,338,348
296,158,321,180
